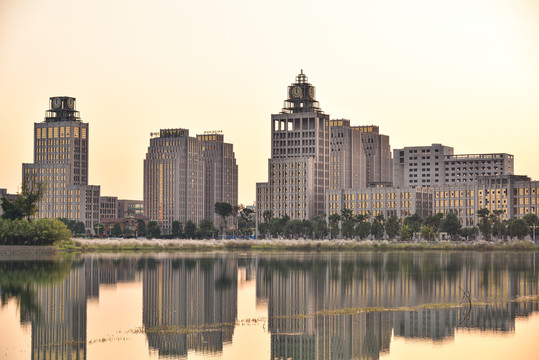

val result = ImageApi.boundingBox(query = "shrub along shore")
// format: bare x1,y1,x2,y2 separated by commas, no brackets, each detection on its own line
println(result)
57,238,539,252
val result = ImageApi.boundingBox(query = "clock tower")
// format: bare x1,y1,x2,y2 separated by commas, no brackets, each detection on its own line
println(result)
256,71,330,227
283,70,320,114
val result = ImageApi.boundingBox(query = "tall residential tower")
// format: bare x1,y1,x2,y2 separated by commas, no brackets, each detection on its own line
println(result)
143,128,238,233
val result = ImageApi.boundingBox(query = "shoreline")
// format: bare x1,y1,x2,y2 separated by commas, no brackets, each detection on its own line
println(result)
58,238,539,252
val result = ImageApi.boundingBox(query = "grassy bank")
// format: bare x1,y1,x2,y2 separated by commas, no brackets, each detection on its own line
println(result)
55,238,539,252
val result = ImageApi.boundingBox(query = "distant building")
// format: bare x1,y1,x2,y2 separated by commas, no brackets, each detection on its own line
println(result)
326,185,433,219
256,71,331,224
99,196,118,220
393,144,454,188
0,188,17,217
442,153,514,184
22,97,100,233
433,174,537,226
196,132,238,225
329,119,366,190
117,199,143,219
143,128,238,233
357,125,393,186
393,144,514,188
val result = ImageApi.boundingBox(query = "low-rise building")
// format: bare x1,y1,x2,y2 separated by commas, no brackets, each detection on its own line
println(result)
99,196,118,221
326,185,433,219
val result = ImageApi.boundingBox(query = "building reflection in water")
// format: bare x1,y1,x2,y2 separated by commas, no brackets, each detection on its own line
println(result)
141,256,238,357
257,252,539,360
2,252,539,360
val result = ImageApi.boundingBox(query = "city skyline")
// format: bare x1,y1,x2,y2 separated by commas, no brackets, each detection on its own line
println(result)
1,0,538,206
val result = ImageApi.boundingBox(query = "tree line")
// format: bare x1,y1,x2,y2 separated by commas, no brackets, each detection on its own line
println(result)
257,208,539,241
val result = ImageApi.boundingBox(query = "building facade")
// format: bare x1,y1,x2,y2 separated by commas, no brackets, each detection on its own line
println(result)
117,199,144,219
196,131,239,225
433,175,538,226
143,128,238,233
22,97,100,233
329,119,366,190
393,144,514,188
99,196,118,220
256,71,330,224
357,125,393,186
393,144,454,188
442,153,514,184
326,185,433,219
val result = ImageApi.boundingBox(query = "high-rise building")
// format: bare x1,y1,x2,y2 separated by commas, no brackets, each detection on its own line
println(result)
22,97,100,233
357,125,393,186
143,128,237,233
196,131,238,225
393,144,455,187
393,144,514,188
329,119,366,190
144,128,205,232
256,71,330,223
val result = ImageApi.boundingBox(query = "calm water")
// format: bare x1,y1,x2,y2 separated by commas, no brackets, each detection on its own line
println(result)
1,251,539,360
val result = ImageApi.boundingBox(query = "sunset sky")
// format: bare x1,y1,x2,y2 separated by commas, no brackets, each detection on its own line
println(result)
0,0,538,205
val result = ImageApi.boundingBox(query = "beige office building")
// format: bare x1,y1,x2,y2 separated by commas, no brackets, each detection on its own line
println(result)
22,97,100,233
433,175,538,226
326,185,433,219
357,125,393,186
393,144,514,188
256,71,330,223
196,132,239,225
329,119,366,190
144,128,237,233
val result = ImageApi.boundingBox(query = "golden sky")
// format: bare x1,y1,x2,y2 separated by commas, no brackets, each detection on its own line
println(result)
0,0,538,205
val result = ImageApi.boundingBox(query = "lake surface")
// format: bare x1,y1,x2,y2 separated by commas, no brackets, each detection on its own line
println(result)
1,251,539,359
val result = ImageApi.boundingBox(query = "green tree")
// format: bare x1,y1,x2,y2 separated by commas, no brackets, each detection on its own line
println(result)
263,210,273,224
420,225,437,241
74,221,86,236
507,219,529,240
301,219,313,238
371,216,384,240
111,223,123,237
285,219,303,239
399,224,412,241
184,220,197,239
147,221,161,239
461,226,479,241
214,202,233,238
440,212,461,238
94,223,105,236
136,219,146,237
341,208,356,239
172,221,183,238
356,221,371,239
477,208,492,241
403,213,422,233
198,219,216,239
385,215,400,239
313,215,328,239
522,213,539,241
1,182,45,220
238,207,255,237
328,213,341,239
489,209,504,239
424,213,444,232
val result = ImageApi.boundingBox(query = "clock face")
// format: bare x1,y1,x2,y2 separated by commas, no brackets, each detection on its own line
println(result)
52,98,62,109
291,86,303,98
67,98,74,109
308,87,315,99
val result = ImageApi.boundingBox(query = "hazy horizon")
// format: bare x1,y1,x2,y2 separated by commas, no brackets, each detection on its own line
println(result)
1,0,538,205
